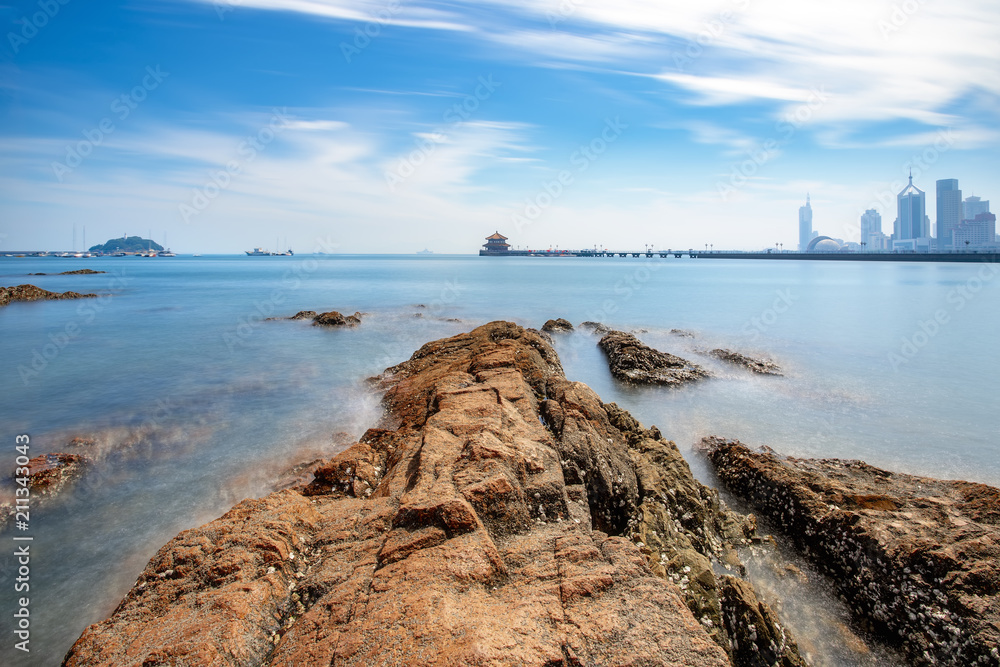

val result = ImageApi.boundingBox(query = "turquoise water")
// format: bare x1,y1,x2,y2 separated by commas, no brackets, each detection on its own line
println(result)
1,254,998,665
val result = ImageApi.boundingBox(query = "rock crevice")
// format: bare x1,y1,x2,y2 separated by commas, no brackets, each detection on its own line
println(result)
702,436,1000,667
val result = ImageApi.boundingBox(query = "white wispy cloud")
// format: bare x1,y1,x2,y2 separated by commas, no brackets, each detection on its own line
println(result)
188,0,1000,141
0,108,540,250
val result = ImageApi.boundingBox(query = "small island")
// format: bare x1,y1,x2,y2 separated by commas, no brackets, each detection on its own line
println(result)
89,235,163,255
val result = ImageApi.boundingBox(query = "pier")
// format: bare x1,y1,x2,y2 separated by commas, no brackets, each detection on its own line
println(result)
479,248,1000,262
479,234,999,263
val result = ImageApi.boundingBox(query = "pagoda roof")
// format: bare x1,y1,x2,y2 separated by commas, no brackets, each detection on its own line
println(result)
485,232,508,240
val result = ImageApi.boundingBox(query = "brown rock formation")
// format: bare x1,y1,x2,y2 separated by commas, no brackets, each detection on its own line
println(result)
719,576,804,667
580,321,611,334
541,318,574,333
23,453,91,496
1,453,91,528
29,269,106,275
709,349,782,376
598,330,709,386
0,284,98,308
289,310,317,320
64,323,800,667
701,437,1000,667
312,311,362,327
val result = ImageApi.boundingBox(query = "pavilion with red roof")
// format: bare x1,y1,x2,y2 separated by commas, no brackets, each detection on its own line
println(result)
481,231,511,255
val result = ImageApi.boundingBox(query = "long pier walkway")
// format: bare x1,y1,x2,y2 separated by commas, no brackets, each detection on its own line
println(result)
480,250,1000,263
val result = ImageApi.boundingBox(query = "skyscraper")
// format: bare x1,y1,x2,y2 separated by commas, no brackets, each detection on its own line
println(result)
860,209,882,248
798,194,813,251
963,195,990,221
936,179,962,251
895,172,926,242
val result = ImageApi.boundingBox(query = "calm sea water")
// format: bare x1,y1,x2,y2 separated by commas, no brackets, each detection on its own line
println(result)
1,254,998,665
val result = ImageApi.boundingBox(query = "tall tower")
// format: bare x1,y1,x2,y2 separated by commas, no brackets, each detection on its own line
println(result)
860,209,882,248
798,194,813,251
936,179,962,251
896,172,926,242
963,195,990,221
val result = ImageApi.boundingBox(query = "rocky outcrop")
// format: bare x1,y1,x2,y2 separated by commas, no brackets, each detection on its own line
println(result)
1,453,91,528
701,437,1000,667
671,329,695,338
709,349,782,376
0,284,98,308
268,310,362,325
598,330,709,386
29,269,107,275
580,321,611,334
65,322,801,667
541,318,574,333
719,576,804,667
312,311,362,326
23,453,91,496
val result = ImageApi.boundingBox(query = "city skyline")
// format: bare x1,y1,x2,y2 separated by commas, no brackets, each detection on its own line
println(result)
793,172,995,253
2,1,998,253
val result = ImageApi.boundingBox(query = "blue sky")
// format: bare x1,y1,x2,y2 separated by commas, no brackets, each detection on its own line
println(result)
1,0,998,253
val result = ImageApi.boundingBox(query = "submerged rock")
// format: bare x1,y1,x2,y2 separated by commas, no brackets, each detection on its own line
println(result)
671,328,695,338
65,322,801,667
0,284,98,308
541,318,574,333
709,349,783,376
29,269,106,275
701,436,1000,667
269,310,362,325
24,453,91,496
1,453,92,529
580,321,611,334
312,311,362,327
598,330,709,386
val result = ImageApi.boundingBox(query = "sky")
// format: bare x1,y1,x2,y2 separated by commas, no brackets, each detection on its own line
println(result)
1,0,998,253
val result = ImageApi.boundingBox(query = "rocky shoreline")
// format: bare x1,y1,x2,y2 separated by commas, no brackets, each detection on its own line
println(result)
701,437,1000,666
63,322,803,667
57,322,999,667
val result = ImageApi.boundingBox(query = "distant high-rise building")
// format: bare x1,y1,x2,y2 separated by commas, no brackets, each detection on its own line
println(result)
963,195,990,221
860,209,882,249
953,212,996,248
936,179,962,250
895,172,926,243
798,194,813,251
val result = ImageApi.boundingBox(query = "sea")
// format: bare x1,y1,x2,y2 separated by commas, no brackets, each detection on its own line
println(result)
1,253,998,666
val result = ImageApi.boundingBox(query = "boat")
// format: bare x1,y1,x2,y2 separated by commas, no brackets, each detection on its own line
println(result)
159,249,177,257
246,247,294,256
